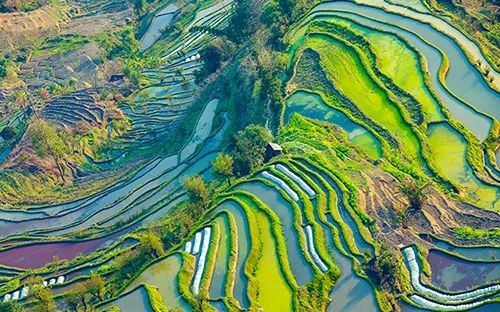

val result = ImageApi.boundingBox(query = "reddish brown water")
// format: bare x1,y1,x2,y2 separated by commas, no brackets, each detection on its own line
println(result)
0,227,134,269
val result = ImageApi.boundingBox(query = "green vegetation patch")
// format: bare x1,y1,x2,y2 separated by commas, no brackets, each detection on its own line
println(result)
285,90,382,159
236,193,294,311
303,33,423,165
33,35,90,57
322,16,445,123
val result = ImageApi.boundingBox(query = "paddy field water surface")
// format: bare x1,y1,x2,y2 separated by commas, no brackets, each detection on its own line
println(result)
285,91,382,159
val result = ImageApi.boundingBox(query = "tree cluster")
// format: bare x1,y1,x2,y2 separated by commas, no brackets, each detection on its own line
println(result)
113,230,164,278
194,38,235,84
183,175,210,210
30,119,73,181
65,274,106,312
210,124,274,184
233,124,273,175
368,244,402,294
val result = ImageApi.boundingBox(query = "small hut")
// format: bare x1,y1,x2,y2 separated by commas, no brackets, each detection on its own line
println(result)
265,142,283,161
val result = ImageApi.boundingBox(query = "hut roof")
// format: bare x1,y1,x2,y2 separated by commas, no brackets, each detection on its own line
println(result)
267,142,283,151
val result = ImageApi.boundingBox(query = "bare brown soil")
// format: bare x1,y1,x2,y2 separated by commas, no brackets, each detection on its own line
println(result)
358,167,500,248
0,5,69,53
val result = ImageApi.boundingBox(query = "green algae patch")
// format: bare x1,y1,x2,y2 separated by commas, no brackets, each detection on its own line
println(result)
323,16,445,123
427,122,499,211
247,199,293,311
303,34,422,164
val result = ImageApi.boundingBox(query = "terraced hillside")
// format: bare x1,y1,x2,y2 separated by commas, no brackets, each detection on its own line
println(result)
286,1,499,211
119,0,233,148
11,114,491,312
40,90,105,129
0,0,499,312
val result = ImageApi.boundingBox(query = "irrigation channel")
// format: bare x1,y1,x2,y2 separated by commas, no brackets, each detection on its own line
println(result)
1,1,499,311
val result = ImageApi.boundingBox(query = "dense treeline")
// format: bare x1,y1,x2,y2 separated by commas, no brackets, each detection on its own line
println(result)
195,0,320,130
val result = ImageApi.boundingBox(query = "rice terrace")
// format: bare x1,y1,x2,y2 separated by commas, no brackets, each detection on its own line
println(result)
0,0,499,311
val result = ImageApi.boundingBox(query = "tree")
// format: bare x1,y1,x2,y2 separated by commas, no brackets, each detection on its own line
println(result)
65,282,90,312
138,231,164,258
39,288,55,305
234,124,273,175
213,153,234,185
114,249,137,276
398,177,428,211
30,120,70,182
25,276,56,312
0,302,24,312
85,273,106,301
183,175,210,209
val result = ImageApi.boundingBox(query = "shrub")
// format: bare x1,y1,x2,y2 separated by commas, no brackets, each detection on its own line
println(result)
183,175,210,210
234,124,273,175
138,231,165,258
369,244,402,293
398,177,428,211
212,153,234,185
